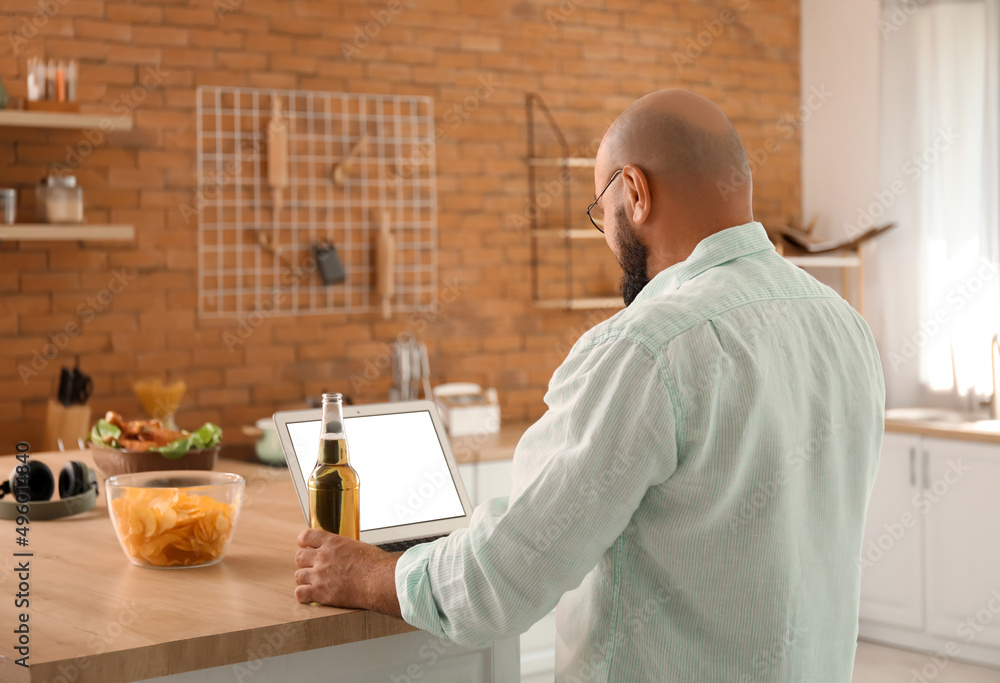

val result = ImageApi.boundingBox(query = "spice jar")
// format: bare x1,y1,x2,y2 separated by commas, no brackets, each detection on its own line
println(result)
0,189,15,225
37,176,83,224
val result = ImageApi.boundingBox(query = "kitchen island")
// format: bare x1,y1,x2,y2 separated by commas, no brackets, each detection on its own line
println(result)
0,449,519,683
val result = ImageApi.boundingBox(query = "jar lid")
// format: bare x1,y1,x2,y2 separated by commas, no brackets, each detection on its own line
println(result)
44,175,77,187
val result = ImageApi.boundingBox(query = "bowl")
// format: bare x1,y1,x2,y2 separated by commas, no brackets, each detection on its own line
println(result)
88,444,219,479
105,470,244,569
253,418,286,467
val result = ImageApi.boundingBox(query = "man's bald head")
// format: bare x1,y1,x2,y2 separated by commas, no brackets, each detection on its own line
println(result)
597,89,751,199
594,90,755,304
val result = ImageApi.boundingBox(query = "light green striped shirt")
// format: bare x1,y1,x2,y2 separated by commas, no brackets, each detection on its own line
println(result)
396,222,885,681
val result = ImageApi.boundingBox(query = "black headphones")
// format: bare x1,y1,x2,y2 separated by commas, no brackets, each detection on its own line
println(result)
0,460,98,521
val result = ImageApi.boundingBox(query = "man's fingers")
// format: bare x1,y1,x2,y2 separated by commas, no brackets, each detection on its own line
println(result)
294,584,313,604
295,546,317,568
297,527,330,548
294,567,311,585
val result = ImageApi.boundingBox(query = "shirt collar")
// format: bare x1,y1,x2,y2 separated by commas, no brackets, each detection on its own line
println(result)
631,221,774,304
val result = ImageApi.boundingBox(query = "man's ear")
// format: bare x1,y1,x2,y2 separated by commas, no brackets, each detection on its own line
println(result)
621,164,651,226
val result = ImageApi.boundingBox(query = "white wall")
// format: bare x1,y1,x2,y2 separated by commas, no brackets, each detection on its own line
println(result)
801,0,882,242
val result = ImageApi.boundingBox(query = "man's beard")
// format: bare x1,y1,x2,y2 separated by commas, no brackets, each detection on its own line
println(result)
613,205,650,306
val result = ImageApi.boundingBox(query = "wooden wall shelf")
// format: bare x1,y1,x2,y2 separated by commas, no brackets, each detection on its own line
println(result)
0,224,135,241
0,109,133,131
534,297,623,310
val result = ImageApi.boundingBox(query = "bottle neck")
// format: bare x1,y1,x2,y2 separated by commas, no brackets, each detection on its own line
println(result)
318,396,349,465
317,436,350,466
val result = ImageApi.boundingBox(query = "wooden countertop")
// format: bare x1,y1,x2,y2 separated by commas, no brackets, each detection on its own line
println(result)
884,417,1000,446
0,450,415,683
449,421,530,464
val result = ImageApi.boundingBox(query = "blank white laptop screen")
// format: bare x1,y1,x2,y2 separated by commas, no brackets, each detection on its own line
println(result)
285,410,466,532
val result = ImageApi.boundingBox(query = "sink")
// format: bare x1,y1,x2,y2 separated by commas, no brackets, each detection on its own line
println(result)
885,408,989,424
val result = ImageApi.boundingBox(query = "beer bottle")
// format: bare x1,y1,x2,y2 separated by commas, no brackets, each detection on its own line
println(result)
307,393,360,539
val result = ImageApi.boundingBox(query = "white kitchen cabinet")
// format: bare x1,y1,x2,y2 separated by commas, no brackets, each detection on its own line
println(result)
519,610,558,683
458,460,514,507
922,437,1000,649
858,432,924,629
458,463,477,504
135,632,521,683
858,432,1000,668
455,458,557,679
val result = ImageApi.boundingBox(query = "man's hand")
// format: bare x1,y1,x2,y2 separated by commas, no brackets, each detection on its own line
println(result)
294,528,403,617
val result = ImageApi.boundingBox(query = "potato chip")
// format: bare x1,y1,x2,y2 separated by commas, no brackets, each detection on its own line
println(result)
110,488,237,567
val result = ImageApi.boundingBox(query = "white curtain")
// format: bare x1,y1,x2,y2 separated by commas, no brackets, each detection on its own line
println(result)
871,0,1000,408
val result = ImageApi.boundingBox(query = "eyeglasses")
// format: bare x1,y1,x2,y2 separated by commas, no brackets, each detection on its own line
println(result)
586,169,623,233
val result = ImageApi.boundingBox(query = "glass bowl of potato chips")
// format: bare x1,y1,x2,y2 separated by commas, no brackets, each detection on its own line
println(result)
106,471,244,569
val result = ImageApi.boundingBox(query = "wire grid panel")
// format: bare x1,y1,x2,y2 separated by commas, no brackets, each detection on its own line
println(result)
196,86,438,318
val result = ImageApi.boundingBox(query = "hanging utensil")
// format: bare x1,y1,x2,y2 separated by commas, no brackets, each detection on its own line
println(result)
331,134,370,187
267,94,289,243
376,209,395,319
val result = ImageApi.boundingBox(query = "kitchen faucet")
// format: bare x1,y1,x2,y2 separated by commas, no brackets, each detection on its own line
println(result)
989,334,1000,419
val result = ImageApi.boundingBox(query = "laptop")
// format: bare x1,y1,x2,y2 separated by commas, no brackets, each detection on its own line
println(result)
272,400,475,552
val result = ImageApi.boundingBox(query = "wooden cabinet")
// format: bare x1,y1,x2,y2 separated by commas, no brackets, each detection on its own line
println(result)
859,432,1000,667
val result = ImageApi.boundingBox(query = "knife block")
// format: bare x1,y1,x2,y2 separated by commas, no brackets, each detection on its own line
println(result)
43,399,92,452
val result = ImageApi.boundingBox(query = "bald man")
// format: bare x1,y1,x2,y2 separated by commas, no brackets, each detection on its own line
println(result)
295,90,885,681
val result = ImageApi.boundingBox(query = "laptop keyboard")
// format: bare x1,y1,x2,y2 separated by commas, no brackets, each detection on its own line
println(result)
377,535,447,553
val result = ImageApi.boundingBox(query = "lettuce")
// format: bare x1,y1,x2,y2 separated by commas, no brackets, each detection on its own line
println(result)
88,419,222,459
89,419,121,446
155,423,223,459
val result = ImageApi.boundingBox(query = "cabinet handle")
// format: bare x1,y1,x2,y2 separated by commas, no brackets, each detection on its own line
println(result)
922,450,931,490
909,448,917,487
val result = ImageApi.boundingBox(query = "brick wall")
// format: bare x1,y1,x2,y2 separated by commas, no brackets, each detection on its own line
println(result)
0,0,801,449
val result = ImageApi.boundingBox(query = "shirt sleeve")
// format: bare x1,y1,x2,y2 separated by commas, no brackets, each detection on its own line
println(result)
394,333,678,647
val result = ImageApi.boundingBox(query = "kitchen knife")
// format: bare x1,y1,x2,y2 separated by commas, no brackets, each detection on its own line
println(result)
70,367,93,405
57,367,73,406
